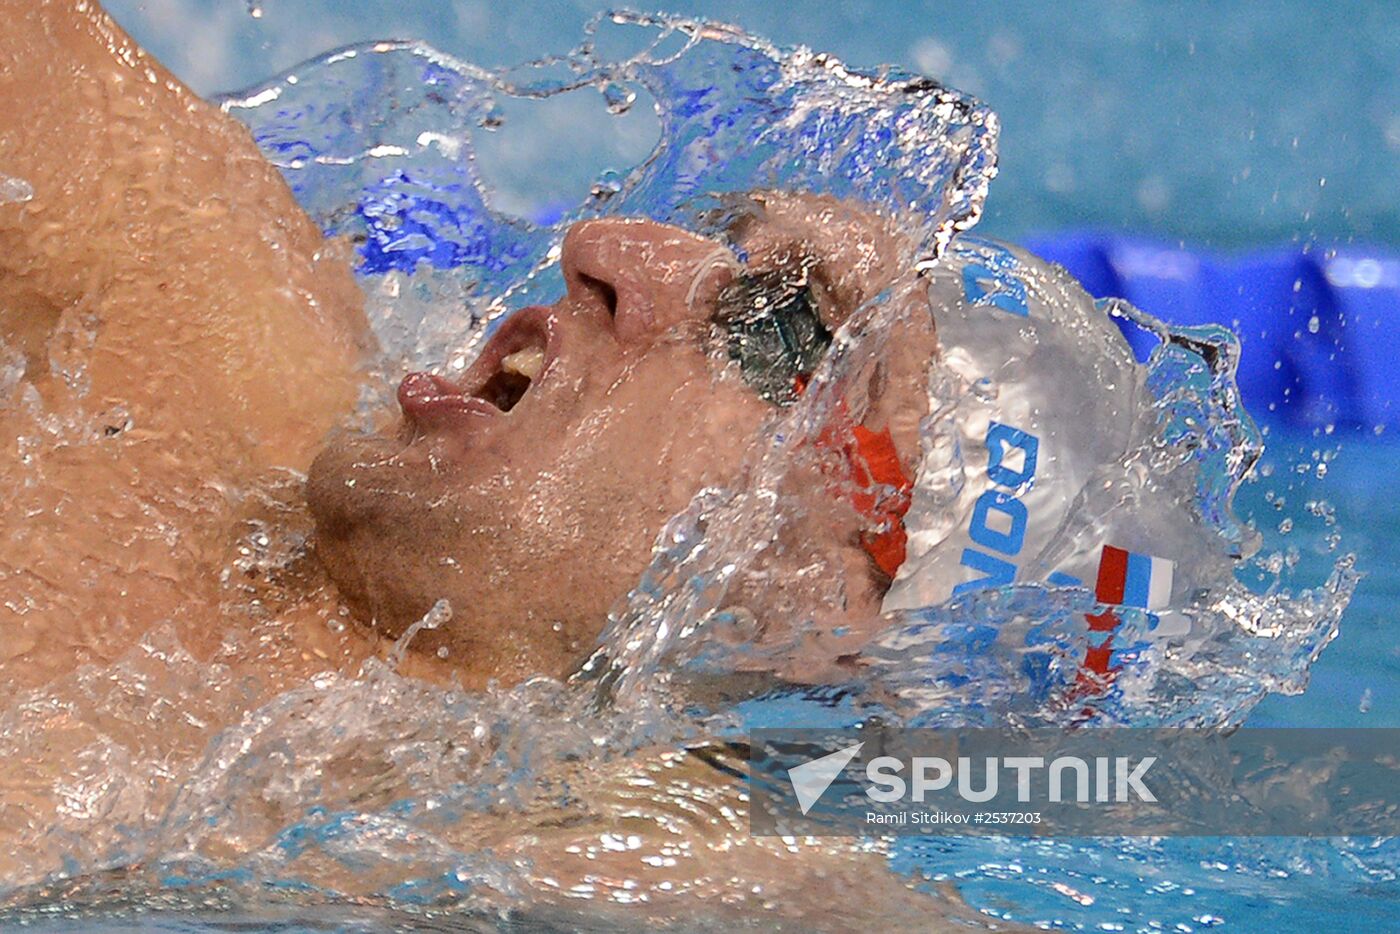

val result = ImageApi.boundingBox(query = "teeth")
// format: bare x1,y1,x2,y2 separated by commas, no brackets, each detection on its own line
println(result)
500,347,544,381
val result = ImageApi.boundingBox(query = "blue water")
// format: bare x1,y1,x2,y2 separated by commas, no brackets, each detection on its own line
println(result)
1245,429,1399,729
880,428,1400,931
18,2,1398,930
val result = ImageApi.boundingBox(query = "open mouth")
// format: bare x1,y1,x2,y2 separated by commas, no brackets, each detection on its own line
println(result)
397,307,553,426
477,345,544,412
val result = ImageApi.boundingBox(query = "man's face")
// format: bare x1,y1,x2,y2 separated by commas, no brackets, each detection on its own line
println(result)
307,195,932,687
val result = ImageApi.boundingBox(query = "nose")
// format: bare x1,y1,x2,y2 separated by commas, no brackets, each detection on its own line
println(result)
559,218,739,344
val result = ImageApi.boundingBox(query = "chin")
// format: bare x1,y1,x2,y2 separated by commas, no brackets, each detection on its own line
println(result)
305,426,628,676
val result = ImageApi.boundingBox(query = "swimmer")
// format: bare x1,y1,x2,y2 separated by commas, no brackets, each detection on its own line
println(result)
0,2,972,925
2,7,939,695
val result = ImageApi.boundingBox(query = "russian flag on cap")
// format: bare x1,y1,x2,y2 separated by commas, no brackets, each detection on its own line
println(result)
1095,545,1175,611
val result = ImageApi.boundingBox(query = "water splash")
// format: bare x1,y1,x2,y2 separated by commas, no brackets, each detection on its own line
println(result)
0,10,1369,929
219,11,998,372
579,242,1356,732
1,13,997,916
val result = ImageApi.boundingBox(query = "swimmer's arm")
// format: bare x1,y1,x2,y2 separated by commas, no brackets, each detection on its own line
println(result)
484,747,976,929
0,0,369,473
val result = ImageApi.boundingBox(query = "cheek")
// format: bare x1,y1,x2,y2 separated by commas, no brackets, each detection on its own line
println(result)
481,352,769,601
587,354,769,502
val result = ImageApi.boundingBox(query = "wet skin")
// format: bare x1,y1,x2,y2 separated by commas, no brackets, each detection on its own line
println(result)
1,2,936,694
0,0,369,692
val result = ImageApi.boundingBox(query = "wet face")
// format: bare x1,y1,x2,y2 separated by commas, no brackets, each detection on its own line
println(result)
307,195,934,687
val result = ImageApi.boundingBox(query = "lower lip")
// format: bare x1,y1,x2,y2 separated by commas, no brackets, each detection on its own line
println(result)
397,371,500,427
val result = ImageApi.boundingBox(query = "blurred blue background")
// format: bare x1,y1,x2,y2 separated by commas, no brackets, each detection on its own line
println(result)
106,0,1399,249
102,1,1397,728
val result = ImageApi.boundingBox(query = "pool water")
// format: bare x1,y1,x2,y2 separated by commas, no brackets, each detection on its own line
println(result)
1244,429,1398,729
881,428,1400,931
4,3,1397,931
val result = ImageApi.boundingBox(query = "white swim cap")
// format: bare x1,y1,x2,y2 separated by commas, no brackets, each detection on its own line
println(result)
886,237,1258,649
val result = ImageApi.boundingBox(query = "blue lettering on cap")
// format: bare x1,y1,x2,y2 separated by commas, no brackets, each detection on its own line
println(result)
968,490,1029,556
985,422,1039,489
954,548,1016,596
960,244,1029,317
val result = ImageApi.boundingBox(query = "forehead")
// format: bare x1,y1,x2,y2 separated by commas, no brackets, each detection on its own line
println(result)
730,192,896,249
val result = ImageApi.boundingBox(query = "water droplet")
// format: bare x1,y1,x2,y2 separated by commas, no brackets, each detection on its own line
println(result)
388,599,453,668
0,174,34,204
601,81,636,115
1307,315,1320,334
479,102,505,130
590,170,624,201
